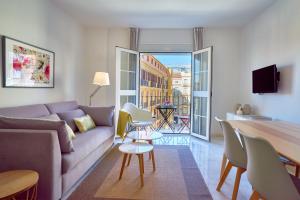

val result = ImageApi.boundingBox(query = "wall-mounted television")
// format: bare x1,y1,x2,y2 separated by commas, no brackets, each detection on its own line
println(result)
252,64,280,93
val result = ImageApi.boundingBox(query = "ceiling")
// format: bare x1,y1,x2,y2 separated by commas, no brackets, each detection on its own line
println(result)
52,0,276,28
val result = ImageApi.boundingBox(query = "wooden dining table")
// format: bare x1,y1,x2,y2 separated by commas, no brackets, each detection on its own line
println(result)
228,120,300,165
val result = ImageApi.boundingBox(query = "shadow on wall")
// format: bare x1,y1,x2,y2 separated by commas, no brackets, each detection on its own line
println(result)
277,64,294,95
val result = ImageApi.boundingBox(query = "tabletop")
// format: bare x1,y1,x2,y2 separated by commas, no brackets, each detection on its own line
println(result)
228,120,300,164
0,170,39,199
127,131,163,141
119,142,154,154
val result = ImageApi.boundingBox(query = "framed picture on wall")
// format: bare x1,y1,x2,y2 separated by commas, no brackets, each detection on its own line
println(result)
2,36,55,88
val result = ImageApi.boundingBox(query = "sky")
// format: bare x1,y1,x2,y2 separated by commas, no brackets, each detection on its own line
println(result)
152,53,191,68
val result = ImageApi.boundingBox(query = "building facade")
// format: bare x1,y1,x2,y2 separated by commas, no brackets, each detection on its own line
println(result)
140,54,172,112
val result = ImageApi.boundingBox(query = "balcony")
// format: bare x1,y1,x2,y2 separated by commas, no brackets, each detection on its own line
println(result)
139,95,190,134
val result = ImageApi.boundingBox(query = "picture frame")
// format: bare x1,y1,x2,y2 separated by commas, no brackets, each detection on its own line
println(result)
2,36,55,88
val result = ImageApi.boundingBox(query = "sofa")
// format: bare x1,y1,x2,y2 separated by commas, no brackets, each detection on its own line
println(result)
0,101,115,200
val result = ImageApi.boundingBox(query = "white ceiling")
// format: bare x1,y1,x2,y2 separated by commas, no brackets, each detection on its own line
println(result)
53,0,276,28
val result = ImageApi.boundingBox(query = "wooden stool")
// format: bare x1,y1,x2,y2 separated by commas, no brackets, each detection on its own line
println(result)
0,170,39,200
118,142,155,187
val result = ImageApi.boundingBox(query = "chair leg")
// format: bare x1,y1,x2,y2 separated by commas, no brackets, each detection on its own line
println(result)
119,153,128,180
249,190,260,200
296,165,300,177
220,153,227,179
216,162,233,191
232,167,246,200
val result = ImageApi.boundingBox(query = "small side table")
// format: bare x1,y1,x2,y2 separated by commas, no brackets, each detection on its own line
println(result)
126,131,163,164
0,170,39,200
118,142,154,187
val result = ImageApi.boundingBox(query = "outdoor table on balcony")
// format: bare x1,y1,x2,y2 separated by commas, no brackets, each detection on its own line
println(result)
156,105,177,132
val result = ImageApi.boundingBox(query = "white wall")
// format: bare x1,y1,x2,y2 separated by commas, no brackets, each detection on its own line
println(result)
0,0,85,107
139,29,193,52
203,28,241,135
82,28,130,106
238,0,300,123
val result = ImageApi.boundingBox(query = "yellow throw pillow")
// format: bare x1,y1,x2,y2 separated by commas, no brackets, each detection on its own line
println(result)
74,115,96,133
66,124,76,140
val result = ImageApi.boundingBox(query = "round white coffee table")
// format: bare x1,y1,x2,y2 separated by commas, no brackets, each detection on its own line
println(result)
118,142,155,187
126,131,163,165
127,131,163,142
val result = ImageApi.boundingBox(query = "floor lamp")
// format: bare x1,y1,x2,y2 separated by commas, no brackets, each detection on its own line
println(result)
89,72,110,106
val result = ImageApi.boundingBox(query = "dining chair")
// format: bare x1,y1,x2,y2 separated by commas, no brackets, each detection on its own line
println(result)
242,134,300,200
215,117,247,200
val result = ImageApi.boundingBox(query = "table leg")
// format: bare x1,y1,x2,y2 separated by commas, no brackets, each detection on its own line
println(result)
151,150,156,171
127,154,132,166
141,154,144,174
119,153,128,180
149,140,153,160
138,154,144,187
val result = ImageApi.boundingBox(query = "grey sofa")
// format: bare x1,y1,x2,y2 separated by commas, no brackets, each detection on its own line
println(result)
0,101,115,200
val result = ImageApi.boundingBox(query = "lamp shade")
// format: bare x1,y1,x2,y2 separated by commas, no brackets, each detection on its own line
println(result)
93,72,110,86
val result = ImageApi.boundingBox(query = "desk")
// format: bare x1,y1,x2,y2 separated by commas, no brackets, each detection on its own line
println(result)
229,120,300,164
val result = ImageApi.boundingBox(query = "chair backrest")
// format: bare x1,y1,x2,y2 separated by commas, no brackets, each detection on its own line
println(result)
243,135,300,200
122,103,138,119
215,117,247,168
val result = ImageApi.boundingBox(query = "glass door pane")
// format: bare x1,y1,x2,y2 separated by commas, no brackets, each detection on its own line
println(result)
191,47,212,141
116,47,139,112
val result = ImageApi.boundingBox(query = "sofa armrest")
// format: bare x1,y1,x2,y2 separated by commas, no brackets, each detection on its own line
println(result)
79,105,115,127
0,129,62,200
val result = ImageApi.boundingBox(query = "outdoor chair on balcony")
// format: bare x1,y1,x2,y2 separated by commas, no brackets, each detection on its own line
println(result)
122,103,155,131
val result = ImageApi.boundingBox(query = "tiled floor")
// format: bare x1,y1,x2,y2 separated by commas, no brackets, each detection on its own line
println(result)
153,134,253,200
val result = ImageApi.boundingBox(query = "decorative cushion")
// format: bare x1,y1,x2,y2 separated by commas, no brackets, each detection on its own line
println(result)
39,114,76,140
57,109,85,132
0,115,74,153
79,106,115,127
74,115,96,133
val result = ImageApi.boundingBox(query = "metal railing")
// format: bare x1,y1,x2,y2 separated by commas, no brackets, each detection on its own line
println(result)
139,95,191,116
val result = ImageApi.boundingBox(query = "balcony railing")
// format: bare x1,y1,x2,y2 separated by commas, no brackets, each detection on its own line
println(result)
140,95,190,116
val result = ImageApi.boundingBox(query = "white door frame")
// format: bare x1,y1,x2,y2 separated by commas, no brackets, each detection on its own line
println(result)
115,47,140,114
191,46,213,141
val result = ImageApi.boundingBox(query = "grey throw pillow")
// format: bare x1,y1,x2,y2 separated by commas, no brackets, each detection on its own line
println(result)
0,115,74,153
57,109,86,132
79,106,115,127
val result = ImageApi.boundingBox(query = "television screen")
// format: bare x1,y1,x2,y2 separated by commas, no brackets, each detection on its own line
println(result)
252,65,278,93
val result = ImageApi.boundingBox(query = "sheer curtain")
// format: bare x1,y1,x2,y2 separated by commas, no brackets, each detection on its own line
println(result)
193,27,204,51
130,27,140,51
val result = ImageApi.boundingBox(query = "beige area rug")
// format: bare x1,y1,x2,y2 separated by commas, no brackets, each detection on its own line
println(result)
68,145,212,200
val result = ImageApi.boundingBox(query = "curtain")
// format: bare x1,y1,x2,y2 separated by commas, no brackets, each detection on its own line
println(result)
130,27,140,51
193,27,204,51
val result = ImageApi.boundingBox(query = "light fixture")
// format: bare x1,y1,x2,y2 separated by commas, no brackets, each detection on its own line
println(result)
89,72,110,106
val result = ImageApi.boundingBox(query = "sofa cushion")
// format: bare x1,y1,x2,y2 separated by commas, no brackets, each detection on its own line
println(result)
39,114,61,121
57,109,85,132
0,115,74,153
79,106,115,126
45,101,79,114
0,104,50,118
62,126,114,173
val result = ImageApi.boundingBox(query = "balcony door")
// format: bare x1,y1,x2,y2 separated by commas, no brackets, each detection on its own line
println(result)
191,47,212,141
115,47,139,113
